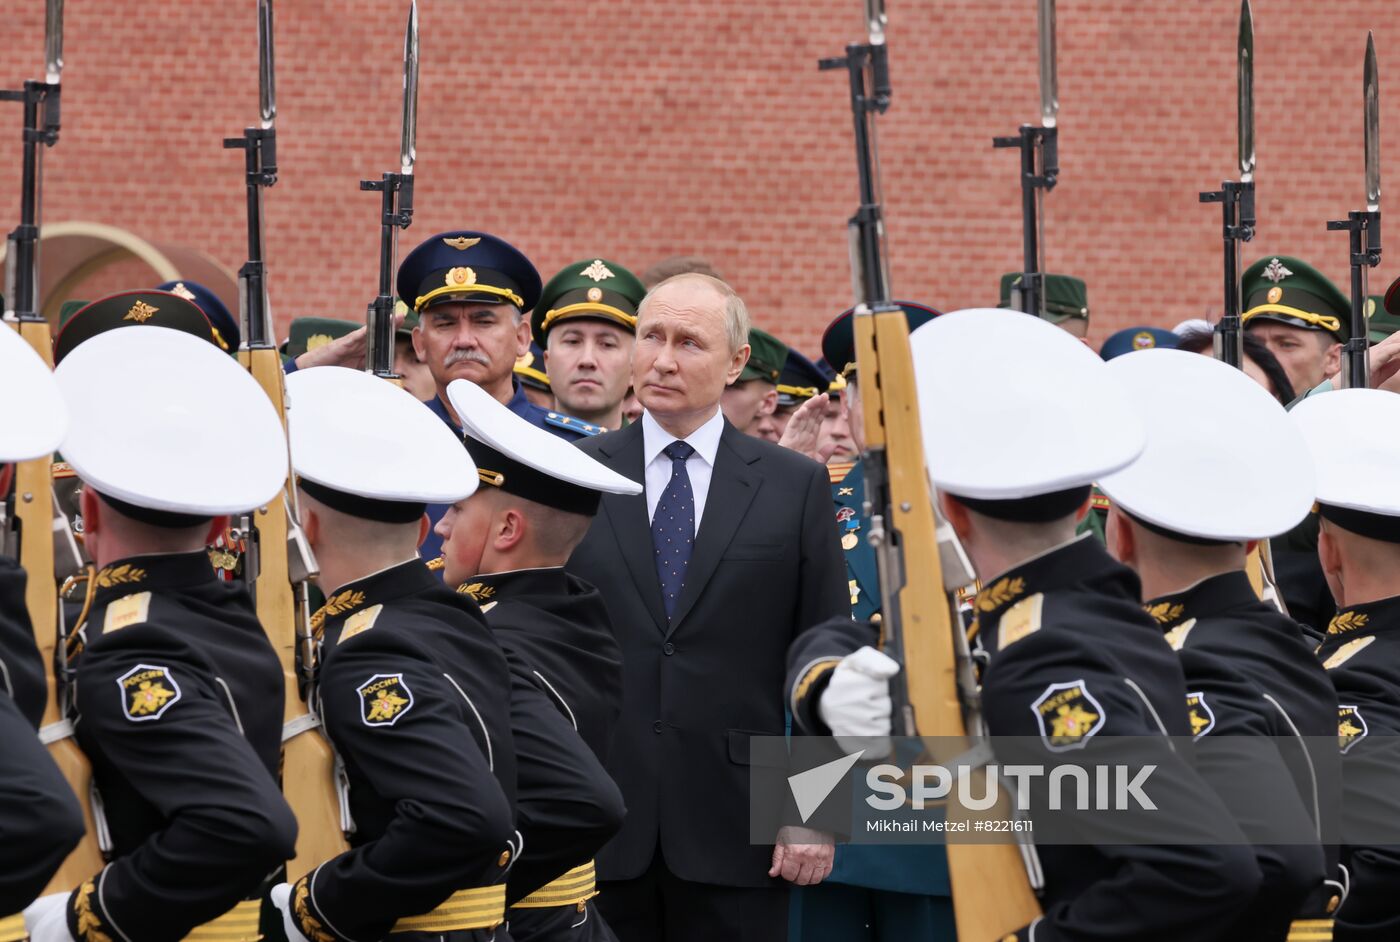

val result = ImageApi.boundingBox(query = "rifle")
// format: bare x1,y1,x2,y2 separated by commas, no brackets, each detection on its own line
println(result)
1328,32,1382,390
993,0,1059,318
820,4,1042,937
1,0,106,893
359,0,418,382
1199,0,1255,371
223,0,346,880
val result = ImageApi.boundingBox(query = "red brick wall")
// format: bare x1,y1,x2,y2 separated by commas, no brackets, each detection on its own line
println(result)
3,0,1397,355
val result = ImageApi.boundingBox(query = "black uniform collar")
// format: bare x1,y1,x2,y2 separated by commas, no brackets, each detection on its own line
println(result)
92,551,217,604
468,566,570,600
1325,593,1400,639
973,534,1139,625
314,558,436,635
1143,570,1258,630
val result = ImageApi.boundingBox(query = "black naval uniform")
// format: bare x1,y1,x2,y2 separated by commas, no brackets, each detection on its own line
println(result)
0,554,84,919
468,568,626,942
1147,570,1341,939
1317,594,1400,940
292,558,519,942
64,551,297,942
967,537,1263,941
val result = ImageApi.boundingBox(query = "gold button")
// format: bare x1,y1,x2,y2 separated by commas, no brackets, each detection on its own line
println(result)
577,902,587,914
498,850,511,867
1327,894,1341,914
871,613,883,625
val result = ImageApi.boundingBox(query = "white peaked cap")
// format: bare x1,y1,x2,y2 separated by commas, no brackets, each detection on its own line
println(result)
54,326,286,514
0,324,67,461
447,379,642,496
910,308,1146,498
1098,349,1315,540
1292,388,1400,517
286,366,477,503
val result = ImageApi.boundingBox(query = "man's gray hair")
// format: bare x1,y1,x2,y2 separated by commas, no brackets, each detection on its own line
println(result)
639,272,751,354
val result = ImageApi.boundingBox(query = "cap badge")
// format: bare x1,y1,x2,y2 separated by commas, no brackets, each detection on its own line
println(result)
306,333,334,351
1262,258,1293,283
587,287,604,302
1266,286,1284,304
443,236,481,250
124,300,159,323
1132,331,1155,349
447,266,477,288
580,259,615,282
170,282,197,302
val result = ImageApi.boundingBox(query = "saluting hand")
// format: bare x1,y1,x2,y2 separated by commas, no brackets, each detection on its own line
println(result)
769,825,836,886
778,393,837,463
293,309,408,371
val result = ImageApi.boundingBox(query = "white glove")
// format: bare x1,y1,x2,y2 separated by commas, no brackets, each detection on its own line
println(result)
24,893,75,942
270,882,314,942
818,646,899,755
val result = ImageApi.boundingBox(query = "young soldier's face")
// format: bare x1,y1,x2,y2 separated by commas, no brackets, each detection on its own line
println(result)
1247,322,1339,394
433,497,492,588
545,321,633,416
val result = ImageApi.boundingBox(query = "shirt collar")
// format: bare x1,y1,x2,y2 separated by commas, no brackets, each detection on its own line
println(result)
641,408,724,469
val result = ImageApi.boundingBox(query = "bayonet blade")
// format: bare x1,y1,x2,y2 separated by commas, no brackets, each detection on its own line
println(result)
1366,31,1381,212
258,0,276,129
45,0,64,84
864,0,886,47
401,0,419,176
1039,0,1058,128
1238,0,1255,181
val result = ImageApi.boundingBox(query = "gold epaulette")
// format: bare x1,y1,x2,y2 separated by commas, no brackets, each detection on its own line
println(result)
512,861,599,911
184,899,261,942
1287,918,1333,941
393,885,507,933
828,460,856,484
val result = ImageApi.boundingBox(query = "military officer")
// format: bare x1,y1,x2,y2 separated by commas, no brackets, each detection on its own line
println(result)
998,272,1091,339
24,319,297,942
1099,349,1341,938
534,258,646,432
720,326,787,439
1241,256,1351,397
1294,389,1400,940
792,309,1263,941
814,361,856,466
273,365,518,942
397,230,600,561
0,324,84,926
765,349,827,443
1098,326,1179,360
436,378,641,940
785,302,953,942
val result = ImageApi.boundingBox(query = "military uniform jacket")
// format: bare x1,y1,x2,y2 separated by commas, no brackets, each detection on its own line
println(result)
1316,594,1400,940
0,553,48,726
473,567,623,762
973,537,1263,942
293,559,519,942
1147,571,1339,936
64,552,296,942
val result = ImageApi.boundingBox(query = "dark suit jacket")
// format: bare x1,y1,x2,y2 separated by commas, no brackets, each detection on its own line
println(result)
567,417,848,887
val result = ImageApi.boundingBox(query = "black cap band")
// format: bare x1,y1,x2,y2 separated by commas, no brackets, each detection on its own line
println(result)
948,486,1092,523
95,491,212,529
463,438,600,516
1318,503,1400,544
299,478,427,524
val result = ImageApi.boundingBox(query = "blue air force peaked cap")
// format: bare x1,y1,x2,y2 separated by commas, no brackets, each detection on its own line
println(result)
397,230,542,315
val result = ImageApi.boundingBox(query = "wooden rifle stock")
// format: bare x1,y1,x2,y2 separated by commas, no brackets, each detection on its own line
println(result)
854,312,1042,939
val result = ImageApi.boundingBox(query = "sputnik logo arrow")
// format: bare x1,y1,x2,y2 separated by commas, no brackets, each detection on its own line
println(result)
788,749,865,823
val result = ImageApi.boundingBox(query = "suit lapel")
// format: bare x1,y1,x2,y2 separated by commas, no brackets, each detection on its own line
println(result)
667,423,761,637
594,423,668,633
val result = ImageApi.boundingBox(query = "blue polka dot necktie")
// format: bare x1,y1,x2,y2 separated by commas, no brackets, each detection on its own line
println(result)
652,441,696,619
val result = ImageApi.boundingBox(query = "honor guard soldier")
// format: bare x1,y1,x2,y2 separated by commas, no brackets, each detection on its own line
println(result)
795,309,1264,941
786,302,953,942
24,320,297,942
397,230,599,561
1100,349,1342,938
768,349,828,443
436,378,640,941
719,326,787,439
273,365,518,942
0,325,84,930
1294,389,1400,940
533,258,647,432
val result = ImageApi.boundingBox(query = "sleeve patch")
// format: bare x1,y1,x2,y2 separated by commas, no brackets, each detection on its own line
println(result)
1031,680,1106,752
997,593,1044,651
103,591,152,634
118,664,182,721
358,673,415,726
337,604,383,644
1186,691,1216,739
1339,705,1369,754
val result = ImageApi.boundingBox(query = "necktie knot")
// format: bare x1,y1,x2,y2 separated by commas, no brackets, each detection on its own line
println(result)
664,441,695,463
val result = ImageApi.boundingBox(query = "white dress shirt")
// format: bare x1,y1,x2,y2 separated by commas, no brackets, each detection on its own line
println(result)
641,408,725,535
